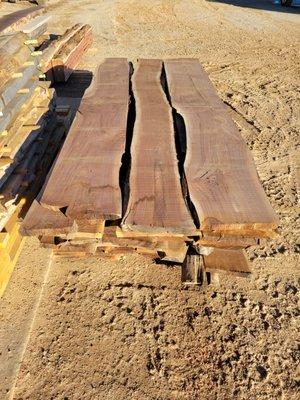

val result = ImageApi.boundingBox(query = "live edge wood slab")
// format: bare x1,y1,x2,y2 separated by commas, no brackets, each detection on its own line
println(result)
22,58,129,239
21,58,279,282
122,59,195,236
164,59,279,237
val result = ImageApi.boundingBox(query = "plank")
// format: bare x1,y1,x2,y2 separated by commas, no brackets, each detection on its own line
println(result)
40,24,85,75
0,230,25,298
197,233,258,249
0,86,51,157
0,111,64,212
52,25,93,82
203,248,251,274
164,59,279,236
122,59,195,236
0,6,45,34
0,80,39,135
21,200,77,236
182,252,207,285
20,14,51,39
39,58,129,222
0,61,38,113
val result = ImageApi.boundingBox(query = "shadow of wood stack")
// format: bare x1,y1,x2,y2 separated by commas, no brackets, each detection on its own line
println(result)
0,8,92,297
21,58,279,285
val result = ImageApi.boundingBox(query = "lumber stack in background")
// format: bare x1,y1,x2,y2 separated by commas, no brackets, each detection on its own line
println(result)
40,24,93,82
0,9,89,297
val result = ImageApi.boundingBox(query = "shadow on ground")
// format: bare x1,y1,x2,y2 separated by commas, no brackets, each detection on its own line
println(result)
53,69,93,115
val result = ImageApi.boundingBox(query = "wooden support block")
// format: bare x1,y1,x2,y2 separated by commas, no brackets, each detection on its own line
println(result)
203,248,251,275
182,252,207,285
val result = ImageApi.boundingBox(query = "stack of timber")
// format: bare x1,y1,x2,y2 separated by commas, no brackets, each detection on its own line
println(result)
21,58,279,284
0,9,77,296
40,24,93,82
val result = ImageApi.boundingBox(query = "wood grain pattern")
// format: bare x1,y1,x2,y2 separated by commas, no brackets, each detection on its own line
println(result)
40,58,129,221
164,58,279,236
122,59,195,235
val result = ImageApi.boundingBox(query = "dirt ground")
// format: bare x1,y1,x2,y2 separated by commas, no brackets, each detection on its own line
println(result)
0,0,299,399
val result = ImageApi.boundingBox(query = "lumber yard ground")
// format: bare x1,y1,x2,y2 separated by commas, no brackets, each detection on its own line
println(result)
0,0,299,399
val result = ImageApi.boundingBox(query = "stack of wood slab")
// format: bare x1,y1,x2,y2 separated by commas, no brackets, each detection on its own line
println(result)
21,58,279,282
40,23,93,82
0,8,75,296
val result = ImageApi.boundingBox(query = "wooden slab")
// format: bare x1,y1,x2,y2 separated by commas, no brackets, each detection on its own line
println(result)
203,248,251,275
0,6,45,34
21,200,77,236
197,233,258,249
122,59,195,236
40,24,85,74
36,58,129,223
20,14,51,39
164,59,278,236
52,25,93,82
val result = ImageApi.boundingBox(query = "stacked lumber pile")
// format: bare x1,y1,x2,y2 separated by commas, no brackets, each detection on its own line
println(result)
40,24,93,82
0,8,76,296
22,58,279,284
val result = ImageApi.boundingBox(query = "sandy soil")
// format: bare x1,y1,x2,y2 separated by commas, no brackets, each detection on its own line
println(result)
0,0,299,399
